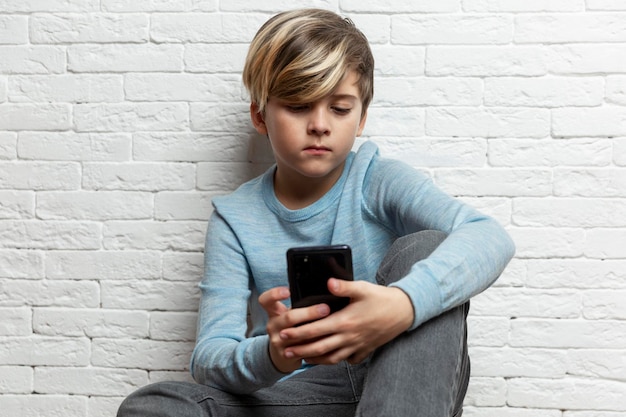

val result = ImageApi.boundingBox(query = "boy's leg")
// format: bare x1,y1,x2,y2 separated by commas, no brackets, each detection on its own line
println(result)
117,359,367,417
356,231,470,417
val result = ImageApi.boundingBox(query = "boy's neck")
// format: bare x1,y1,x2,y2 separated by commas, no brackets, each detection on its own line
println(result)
273,163,345,210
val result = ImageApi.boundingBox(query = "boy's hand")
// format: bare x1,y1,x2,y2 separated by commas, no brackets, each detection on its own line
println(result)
278,279,415,365
258,286,331,373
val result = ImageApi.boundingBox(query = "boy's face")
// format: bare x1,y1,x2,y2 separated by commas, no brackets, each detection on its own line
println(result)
251,70,367,192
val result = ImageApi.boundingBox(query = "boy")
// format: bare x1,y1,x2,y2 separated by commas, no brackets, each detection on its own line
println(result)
118,8,515,417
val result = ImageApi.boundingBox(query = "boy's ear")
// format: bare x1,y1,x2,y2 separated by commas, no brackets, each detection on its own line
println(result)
356,111,368,137
250,103,268,135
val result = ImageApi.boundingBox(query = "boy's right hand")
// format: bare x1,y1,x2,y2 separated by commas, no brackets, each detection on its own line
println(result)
258,286,330,373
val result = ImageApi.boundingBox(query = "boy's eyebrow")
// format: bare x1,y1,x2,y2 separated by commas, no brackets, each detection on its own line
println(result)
329,93,359,101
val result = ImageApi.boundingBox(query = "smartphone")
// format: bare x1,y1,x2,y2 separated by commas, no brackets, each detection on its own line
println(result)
287,245,353,314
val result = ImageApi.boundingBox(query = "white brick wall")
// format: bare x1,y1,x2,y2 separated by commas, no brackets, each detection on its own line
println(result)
1,1,625,416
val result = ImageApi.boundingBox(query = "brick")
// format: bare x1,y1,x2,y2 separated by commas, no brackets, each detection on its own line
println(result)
587,0,626,10
549,44,626,74
393,15,512,44
189,104,252,132
0,307,31,336
219,0,335,12
46,250,162,280
459,197,512,226
485,76,604,107
75,103,188,132
0,220,101,250
489,138,612,167
0,336,90,366
30,13,148,43
18,132,131,161
348,14,391,45
553,107,626,138
0,395,87,417
133,132,248,162
196,162,275,192
0,190,35,219
567,349,626,382
0,0,99,12
510,319,626,348
162,252,203,281
375,77,482,106
0,366,33,393
125,73,241,102
88,396,125,417
151,13,265,43
0,250,44,279
513,198,626,227
0,162,80,190
82,162,195,191
68,44,183,72
370,45,425,76
0,279,99,308
102,0,217,12
340,0,458,12
9,75,124,103
464,377,507,407
463,0,584,12
606,75,626,105
434,168,552,197
470,347,567,378
0,132,15,159
33,308,149,338
376,137,487,168
150,311,198,341
525,259,626,290
583,291,626,320
508,377,626,411
508,227,585,258
516,14,626,43
427,46,547,76
471,288,580,318
36,191,153,220
365,107,425,137
184,43,249,73
103,221,206,251
467,316,510,347
0,15,28,44
427,107,550,138
554,169,626,197
586,228,626,259
615,139,626,166
565,413,626,417
91,338,194,370
0,104,70,130
35,367,148,396
0,46,65,74
101,280,200,311
464,407,561,417
155,191,215,221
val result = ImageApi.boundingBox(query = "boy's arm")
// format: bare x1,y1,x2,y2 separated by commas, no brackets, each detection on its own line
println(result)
189,211,286,394
364,157,516,330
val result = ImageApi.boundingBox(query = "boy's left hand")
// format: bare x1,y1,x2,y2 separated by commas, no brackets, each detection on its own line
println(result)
278,278,415,365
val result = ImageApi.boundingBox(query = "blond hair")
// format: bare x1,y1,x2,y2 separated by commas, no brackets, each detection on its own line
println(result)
243,9,374,116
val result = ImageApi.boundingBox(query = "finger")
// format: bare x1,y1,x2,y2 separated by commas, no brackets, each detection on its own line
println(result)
327,278,366,299
258,287,290,317
281,304,331,332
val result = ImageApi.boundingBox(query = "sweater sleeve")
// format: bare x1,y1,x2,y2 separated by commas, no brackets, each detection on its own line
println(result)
189,211,287,394
363,156,515,330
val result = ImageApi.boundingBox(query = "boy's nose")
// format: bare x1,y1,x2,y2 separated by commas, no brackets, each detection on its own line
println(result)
307,108,331,136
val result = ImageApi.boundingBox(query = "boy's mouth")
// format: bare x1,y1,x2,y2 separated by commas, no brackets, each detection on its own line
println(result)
303,145,332,155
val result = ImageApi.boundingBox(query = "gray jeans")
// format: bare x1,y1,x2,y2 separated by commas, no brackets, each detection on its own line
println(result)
117,231,470,417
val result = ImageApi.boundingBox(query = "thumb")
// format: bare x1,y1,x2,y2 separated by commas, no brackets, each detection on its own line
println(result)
328,278,363,298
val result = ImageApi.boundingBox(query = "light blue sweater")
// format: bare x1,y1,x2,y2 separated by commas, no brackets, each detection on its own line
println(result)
191,141,515,394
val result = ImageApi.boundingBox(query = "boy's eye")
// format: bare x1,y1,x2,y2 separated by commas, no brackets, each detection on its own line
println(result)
286,104,309,112
332,106,351,115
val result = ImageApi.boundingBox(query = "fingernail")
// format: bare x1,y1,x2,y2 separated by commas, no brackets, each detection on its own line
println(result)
280,332,288,340
285,351,294,359
318,304,330,315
